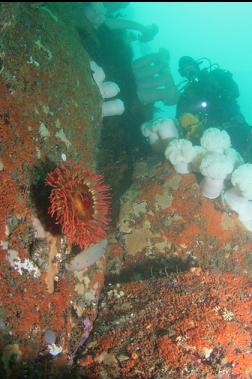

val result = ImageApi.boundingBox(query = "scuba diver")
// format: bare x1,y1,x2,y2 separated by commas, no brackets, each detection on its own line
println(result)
177,56,252,160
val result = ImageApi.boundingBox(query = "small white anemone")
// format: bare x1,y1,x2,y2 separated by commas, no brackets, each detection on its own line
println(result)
141,118,178,140
140,121,153,138
102,99,125,117
140,121,159,145
200,128,231,154
100,81,120,99
152,118,179,141
48,343,63,357
90,60,105,86
164,138,196,174
66,239,108,272
200,152,234,199
231,163,252,199
141,118,178,153
224,164,252,231
141,120,159,150
224,188,252,229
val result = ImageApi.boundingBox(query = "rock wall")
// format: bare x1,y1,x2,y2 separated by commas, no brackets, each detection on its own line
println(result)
0,3,109,376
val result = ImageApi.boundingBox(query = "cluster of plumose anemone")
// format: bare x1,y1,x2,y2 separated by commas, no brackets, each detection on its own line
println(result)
141,121,252,232
90,60,125,118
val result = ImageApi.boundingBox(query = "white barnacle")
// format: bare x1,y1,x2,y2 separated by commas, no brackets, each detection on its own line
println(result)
222,308,234,321
48,343,63,356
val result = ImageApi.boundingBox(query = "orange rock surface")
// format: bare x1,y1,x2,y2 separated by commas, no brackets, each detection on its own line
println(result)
107,159,252,280
79,271,252,378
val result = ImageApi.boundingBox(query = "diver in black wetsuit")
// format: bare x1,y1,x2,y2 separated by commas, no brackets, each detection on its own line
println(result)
177,56,252,161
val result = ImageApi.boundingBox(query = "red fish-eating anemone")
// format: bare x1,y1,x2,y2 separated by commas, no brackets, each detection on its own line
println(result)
46,162,111,249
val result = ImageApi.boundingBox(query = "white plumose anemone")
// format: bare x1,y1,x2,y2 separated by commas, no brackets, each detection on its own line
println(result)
165,139,196,174
140,118,179,153
200,128,231,154
141,121,155,138
153,118,179,141
224,164,252,231
140,121,159,146
90,60,125,117
90,60,105,86
199,153,234,199
100,81,120,99
102,99,125,117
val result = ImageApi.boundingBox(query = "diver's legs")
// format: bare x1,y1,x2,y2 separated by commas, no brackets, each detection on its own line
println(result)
132,50,170,80
132,62,166,80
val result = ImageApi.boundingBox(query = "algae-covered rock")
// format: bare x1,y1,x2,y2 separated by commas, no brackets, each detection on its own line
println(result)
0,2,105,375
78,271,252,378
107,158,252,280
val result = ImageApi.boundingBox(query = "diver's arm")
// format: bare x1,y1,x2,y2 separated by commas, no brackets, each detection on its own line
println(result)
105,18,158,42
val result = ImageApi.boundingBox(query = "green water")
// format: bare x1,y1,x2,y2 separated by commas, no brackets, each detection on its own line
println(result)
129,2,252,125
